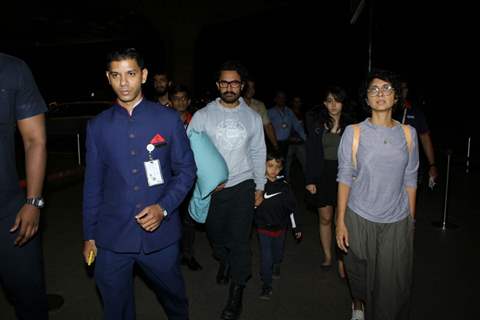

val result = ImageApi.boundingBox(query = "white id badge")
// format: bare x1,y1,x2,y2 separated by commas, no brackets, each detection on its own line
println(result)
144,159,164,186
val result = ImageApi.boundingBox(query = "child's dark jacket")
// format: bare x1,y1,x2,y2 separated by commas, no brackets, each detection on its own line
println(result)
254,177,298,231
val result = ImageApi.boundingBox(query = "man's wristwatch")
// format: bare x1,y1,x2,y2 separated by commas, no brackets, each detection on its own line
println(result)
26,197,45,209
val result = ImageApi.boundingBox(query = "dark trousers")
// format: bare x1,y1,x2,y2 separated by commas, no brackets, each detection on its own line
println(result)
0,198,48,320
180,200,196,258
206,180,255,286
277,140,289,162
344,207,414,320
258,232,286,288
94,242,188,320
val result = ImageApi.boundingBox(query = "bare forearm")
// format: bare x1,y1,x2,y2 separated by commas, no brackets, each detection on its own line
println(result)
18,114,48,198
336,183,350,224
406,186,417,218
420,133,435,165
24,140,47,197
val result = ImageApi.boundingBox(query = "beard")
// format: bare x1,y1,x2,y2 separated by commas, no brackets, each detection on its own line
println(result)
155,86,168,96
220,91,240,104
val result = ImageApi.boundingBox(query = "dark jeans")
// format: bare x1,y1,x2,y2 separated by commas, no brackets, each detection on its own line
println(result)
180,199,196,258
258,232,286,288
206,180,255,285
0,197,48,320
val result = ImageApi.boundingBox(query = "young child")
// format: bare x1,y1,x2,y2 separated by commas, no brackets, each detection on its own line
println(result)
255,151,302,300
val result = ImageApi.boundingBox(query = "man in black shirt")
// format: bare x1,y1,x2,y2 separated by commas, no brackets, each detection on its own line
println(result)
394,81,438,184
0,53,48,319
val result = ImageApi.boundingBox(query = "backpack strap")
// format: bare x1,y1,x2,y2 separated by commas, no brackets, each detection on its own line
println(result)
401,124,413,154
351,124,360,170
351,122,411,170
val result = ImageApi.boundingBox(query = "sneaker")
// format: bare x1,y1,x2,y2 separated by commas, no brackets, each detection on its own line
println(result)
259,287,273,300
351,304,364,320
272,264,281,279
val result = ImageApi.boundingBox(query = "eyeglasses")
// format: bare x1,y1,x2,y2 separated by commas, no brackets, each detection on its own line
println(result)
218,80,242,89
367,84,394,96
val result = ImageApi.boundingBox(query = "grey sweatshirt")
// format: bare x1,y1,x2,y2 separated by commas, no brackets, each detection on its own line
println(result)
188,97,267,191
337,119,419,223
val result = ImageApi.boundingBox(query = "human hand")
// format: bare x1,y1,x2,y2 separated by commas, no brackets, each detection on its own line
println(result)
10,204,41,246
335,221,349,253
429,166,438,188
214,183,226,193
305,184,316,194
83,240,97,265
292,229,303,243
254,190,264,207
135,204,165,232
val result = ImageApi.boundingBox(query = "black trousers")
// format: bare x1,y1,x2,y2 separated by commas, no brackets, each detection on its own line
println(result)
0,197,48,320
206,180,255,286
180,199,196,258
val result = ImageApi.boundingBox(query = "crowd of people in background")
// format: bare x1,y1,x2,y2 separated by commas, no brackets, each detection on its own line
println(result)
0,47,439,320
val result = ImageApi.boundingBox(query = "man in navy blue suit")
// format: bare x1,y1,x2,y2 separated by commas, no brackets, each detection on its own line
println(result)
82,48,196,320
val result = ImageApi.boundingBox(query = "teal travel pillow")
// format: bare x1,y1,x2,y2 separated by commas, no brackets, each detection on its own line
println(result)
188,130,228,198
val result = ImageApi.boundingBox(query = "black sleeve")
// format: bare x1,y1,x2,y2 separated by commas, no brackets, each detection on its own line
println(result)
14,60,47,120
284,184,300,228
412,107,429,135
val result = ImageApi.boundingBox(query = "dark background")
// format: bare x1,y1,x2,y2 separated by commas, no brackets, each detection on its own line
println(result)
1,0,475,161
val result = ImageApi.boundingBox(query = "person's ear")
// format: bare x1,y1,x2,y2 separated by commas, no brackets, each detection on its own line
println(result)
105,71,112,84
141,68,148,84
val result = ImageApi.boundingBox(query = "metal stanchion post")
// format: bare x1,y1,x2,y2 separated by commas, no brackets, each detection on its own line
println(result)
76,133,81,166
432,149,459,231
466,136,471,174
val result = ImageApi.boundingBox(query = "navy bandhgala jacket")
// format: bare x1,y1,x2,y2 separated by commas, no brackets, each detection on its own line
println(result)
82,99,196,253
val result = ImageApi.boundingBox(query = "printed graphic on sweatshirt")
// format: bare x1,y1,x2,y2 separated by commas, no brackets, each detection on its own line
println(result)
215,118,247,151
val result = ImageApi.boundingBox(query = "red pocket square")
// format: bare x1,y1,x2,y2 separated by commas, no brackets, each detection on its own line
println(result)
150,134,166,145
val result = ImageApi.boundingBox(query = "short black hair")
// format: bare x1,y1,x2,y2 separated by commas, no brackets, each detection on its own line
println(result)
152,69,169,79
217,60,249,82
267,150,284,164
360,69,402,114
169,84,190,99
106,48,145,70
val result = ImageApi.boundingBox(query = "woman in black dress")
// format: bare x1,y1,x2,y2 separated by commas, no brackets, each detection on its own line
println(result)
305,86,354,277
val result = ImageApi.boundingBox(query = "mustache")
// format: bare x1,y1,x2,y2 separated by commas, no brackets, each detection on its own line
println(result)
222,92,235,95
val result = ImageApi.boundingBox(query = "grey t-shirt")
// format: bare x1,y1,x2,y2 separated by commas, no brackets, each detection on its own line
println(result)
337,119,419,223
188,97,267,191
